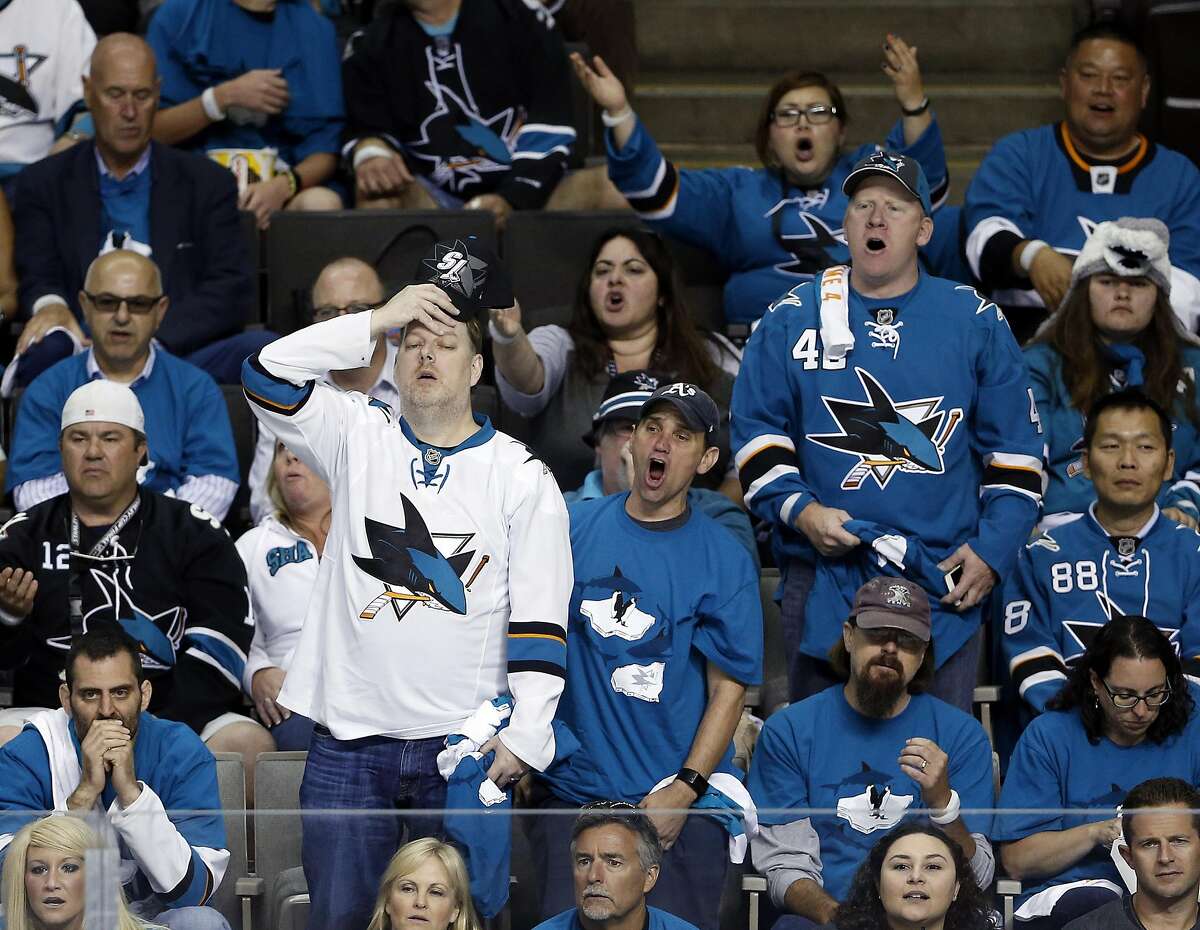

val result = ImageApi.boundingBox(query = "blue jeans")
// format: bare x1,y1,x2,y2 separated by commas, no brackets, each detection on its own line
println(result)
529,794,729,930
148,907,232,930
782,559,983,713
299,726,448,930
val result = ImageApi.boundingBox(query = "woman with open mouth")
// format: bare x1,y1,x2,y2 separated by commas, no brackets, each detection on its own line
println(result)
570,34,957,326
833,822,994,930
2,815,161,930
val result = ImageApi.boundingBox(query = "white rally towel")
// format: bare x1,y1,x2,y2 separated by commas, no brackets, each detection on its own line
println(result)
649,772,759,863
28,708,94,813
436,696,514,782
817,265,854,361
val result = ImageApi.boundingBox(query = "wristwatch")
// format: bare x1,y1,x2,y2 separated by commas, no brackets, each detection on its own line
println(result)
675,767,709,800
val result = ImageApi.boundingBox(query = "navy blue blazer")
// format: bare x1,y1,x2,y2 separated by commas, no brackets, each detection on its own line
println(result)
12,140,253,356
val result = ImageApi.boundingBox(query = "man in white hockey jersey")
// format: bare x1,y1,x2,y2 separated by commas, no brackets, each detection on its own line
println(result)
242,237,573,930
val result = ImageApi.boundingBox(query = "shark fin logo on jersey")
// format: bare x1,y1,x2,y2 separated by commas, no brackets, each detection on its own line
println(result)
809,367,964,490
769,206,847,277
826,762,913,835
1064,615,1180,659
422,240,488,302
353,495,482,621
579,566,657,641
610,662,666,702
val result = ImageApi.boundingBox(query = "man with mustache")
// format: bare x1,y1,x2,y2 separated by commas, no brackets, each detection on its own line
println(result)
747,576,996,928
533,806,699,930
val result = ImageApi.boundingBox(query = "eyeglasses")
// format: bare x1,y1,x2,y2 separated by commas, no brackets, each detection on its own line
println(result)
855,624,925,653
312,302,382,322
581,800,638,812
771,104,840,128
1100,679,1172,709
82,292,164,315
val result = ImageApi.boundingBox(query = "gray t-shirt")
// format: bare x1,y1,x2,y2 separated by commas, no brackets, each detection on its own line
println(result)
1063,895,1200,930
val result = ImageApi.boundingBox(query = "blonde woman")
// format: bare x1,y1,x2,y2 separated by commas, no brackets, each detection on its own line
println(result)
1,816,160,930
366,838,479,930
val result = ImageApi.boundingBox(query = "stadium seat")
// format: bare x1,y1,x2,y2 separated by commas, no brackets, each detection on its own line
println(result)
238,211,264,325
501,211,727,334
237,751,307,930
1138,2,1200,167
743,873,767,930
221,384,257,531
212,752,249,930
263,211,498,336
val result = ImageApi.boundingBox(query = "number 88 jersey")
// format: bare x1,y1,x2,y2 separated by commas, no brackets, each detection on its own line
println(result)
1001,504,1200,713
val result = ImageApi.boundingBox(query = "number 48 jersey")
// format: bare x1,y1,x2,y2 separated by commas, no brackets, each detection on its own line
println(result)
1002,505,1200,713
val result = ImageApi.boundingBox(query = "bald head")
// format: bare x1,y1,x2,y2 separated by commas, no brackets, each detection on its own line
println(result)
85,251,162,295
85,34,159,171
312,258,386,313
90,34,157,85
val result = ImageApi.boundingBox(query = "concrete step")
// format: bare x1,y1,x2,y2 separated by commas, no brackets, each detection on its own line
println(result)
638,0,1076,76
636,75,1059,148
660,143,987,205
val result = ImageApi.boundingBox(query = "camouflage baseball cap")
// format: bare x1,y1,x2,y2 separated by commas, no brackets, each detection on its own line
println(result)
850,576,931,642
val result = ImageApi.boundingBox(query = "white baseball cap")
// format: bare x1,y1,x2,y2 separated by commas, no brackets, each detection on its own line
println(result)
60,380,145,435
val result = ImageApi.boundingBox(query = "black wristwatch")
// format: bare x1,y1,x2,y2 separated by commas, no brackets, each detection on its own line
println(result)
901,96,931,117
675,767,709,800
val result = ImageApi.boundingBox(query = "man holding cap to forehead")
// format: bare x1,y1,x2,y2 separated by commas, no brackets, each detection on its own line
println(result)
747,575,996,927
566,369,757,565
732,149,1044,711
529,381,763,930
243,237,573,930
0,380,258,756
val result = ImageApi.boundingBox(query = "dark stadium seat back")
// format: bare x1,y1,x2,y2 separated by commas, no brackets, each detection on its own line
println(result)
212,752,249,930
501,211,727,334
221,385,257,487
1142,3,1200,166
251,751,308,930
263,211,498,336
238,210,264,325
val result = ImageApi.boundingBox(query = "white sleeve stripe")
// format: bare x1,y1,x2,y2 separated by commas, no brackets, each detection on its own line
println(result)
1017,669,1067,698
735,433,797,469
184,647,242,688
984,452,1042,470
511,146,571,160
14,473,69,512
982,481,1042,502
622,156,667,200
1008,645,1063,673
965,215,1025,280
744,463,800,504
780,493,803,526
197,846,230,891
186,627,249,662
517,123,577,136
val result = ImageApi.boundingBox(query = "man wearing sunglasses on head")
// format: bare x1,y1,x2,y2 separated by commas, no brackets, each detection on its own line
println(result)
6,249,240,522
246,256,397,524
1003,390,1200,716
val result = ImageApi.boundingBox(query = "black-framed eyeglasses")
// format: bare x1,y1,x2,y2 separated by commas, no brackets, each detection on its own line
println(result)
312,302,382,322
82,292,164,315
581,800,638,812
771,104,840,128
1100,679,1172,709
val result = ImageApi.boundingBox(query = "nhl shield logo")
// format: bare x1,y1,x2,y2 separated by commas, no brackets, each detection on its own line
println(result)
424,447,443,466
875,308,895,326
885,584,912,608
1117,537,1136,558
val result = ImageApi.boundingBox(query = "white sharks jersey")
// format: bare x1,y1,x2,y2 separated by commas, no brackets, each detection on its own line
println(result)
243,313,572,770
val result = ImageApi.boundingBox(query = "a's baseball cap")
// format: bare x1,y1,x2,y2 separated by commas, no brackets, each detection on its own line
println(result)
61,380,146,435
583,369,667,447
640,382,720,437
416,236,513,322
842,150,933,215
850,576,931,642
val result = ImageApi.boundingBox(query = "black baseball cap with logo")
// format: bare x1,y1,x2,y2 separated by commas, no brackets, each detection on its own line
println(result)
584,370,668,447
850,576,931,642
640,382,721,437
417,236,513,321
842,150,933,215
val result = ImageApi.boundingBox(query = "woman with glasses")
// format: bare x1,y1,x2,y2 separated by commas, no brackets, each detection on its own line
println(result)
236,440,332,751
570,35,956,325
491,226,740,495
995,616,1200,930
